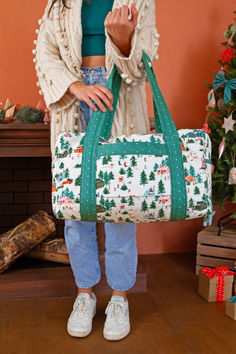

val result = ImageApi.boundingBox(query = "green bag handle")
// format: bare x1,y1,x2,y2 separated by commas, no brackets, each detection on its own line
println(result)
80,50,187,222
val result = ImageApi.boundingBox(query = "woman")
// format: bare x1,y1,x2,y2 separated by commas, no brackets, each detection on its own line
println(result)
35,0,159,341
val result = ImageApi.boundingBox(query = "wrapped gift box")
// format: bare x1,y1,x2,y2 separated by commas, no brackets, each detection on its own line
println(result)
198,266,234,302
225,297,236,320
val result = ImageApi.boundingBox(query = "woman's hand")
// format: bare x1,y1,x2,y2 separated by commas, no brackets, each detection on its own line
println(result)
104,2,138,57
68,81,113,112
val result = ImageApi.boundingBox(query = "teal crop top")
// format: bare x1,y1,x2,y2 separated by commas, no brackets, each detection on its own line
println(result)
81,0,114,56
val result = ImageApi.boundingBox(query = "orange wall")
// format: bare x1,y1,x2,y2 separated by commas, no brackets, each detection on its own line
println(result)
0,1,235,254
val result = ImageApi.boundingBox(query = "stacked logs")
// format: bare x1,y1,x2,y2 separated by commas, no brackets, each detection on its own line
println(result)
0,210,67,273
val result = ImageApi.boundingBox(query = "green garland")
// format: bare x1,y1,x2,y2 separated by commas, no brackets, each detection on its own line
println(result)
0,106,45,124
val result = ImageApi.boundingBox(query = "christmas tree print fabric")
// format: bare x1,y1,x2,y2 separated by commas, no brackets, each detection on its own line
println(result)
51,129,212,223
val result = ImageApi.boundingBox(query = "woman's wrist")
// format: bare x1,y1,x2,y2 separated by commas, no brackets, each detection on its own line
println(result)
68,81,85,95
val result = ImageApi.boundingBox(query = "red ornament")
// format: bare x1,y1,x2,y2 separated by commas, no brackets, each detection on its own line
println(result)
201,122,211,134
220,47,235,63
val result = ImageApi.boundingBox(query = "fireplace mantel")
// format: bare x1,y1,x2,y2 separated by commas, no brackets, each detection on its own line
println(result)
0,124,51,157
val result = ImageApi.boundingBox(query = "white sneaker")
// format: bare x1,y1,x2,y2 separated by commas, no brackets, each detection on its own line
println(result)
67,292,96,337
103,295,130,341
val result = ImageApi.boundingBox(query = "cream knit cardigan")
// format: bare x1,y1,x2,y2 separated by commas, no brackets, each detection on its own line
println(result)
34,0,160,156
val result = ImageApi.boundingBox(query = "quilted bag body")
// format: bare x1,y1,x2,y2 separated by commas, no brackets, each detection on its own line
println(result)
51,51,212,223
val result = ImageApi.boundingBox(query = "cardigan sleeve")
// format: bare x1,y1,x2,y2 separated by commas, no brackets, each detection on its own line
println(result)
105,0,159,84
35,9,81,113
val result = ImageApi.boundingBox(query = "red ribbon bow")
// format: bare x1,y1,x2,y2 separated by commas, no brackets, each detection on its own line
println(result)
202,266,234,302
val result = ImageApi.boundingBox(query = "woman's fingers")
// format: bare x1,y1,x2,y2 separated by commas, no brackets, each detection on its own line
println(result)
86,85,114,112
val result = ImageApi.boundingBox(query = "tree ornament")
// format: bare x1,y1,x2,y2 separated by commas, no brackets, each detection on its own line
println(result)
217,97,225,109
207,89,216,109
218,137,226,159
220,47,235,63
213,73,236,104
222,113,235,133
4,98,12,110
202,122,211,134
228,168,236,185
228,154,236,185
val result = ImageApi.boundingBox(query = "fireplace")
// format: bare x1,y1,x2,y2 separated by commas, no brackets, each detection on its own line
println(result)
0,124,147,299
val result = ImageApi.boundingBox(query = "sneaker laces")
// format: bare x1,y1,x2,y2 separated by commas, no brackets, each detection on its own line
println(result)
72,296,91,320
105,301,127,324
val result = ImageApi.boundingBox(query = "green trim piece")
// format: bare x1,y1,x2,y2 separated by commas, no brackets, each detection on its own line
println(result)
142,51,187,221
97,142,167,157
80,50,187,222
80,63,121,221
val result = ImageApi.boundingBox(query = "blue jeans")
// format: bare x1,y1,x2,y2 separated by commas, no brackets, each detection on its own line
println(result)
64,66,137,291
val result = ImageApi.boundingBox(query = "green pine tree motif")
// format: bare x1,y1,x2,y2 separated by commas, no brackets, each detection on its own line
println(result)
150,201,156,209
121,197,127,203
107,156,112,162
131,156,137,167
110,199,116,208
119,168,126,175
59,162,64,169
57,210,64,218
118,217,124,221
122,211,129,215
105,199,111,210
182,155,187,163
75,175,81,186
75,164,81,168
204,180,208,189
103,171,110,185
98,170,104,179
196,174,203,183
125,218,132,222
71,215,76,219
116,138,121,143
189,198,194,208
62,187,74,199
150,135,156,144
103,188,110,194
189,165,196,177
65,168,69,178
60,135,70,150
158,208,165,218
102,156,109,165
149,171,155,181
75,197,80,203
105,212,111,217
140,170,148,185
158,180,165,194
53,195,56,203
200,139,204,146
184,167,188,176
108,171,115,180
55,146,59,157
122,137,128,142
153,163,159,172
99,195,105,206
161,157,169,166
128,196,134,206
121,184,128,191
141,200,148,212
194,186,200,195
127,167,133,178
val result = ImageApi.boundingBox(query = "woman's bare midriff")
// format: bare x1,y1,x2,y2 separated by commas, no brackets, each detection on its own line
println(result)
81,55,106,67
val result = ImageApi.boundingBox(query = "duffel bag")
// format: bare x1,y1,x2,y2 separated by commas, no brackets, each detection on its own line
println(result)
51,50,212,223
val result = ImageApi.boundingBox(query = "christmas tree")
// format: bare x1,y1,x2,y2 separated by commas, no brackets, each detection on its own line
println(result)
205,11,236,214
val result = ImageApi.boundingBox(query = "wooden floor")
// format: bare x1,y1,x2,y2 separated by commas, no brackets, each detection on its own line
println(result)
1,253,236,354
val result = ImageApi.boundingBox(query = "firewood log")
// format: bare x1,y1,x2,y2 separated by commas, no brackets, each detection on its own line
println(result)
25,236,70,264
0,210,55,273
